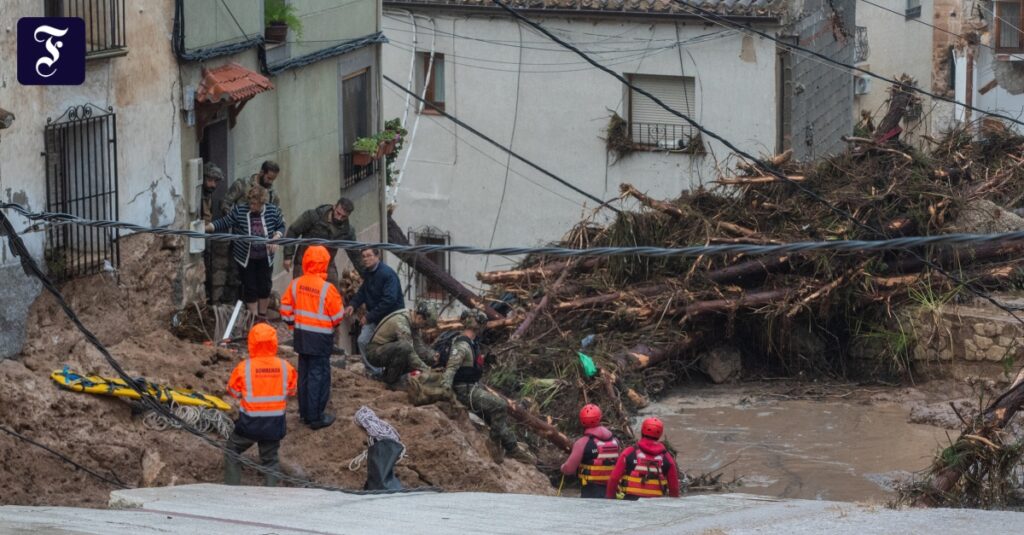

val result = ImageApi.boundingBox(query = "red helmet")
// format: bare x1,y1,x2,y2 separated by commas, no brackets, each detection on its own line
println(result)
579,404,602,427
641,417,664,439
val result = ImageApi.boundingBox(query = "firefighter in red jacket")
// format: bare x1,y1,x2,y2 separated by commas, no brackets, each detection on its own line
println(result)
561,404,621,498
606,417,681,499
224,323,298,487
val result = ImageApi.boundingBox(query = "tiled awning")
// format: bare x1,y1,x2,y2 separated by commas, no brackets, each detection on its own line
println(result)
196,62,274,105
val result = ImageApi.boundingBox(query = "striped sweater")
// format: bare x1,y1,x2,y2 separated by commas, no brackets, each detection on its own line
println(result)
211,203,286,267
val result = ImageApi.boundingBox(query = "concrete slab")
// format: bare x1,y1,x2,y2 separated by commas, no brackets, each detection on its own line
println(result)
0,485,1020,534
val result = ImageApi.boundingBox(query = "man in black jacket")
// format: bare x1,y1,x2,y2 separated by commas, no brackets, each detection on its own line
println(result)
345,248,405,374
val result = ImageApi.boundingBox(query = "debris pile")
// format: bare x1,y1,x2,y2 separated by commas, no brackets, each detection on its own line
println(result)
468,84,1024,443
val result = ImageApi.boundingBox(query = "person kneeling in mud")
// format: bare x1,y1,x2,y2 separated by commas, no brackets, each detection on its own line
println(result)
364,303,437,385
437,310,536,465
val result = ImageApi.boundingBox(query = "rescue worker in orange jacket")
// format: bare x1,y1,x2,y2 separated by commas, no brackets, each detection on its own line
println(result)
561,404,621,498
279,245,344,430
606,417,681,499
225,323,298,487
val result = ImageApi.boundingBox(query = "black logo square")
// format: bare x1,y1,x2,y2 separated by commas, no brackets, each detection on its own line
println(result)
17,17,86,86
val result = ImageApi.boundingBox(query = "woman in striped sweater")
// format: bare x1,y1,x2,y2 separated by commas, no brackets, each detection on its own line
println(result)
207,185,286,322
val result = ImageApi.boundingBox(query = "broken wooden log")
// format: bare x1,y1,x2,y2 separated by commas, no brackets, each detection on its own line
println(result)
476,258,599,285
704,256,792,284
872,77,917,144
735,148,793,175
678,288,796,321
716,175,805,185
620,183,689,220
388,214,502,320
612,335,701,371
511,264,573,340
485,385,573,452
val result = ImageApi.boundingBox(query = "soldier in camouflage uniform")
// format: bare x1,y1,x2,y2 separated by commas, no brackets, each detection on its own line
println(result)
281,197,363,283
364,304,437,385
221,160,281,215
441,310,536,464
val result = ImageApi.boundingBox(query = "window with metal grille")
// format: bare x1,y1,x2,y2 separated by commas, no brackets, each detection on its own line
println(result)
627,74,697,149
995,1,1024,53
44,104,120,281
45,0,127,57
409,228,450,300
416,53,445,113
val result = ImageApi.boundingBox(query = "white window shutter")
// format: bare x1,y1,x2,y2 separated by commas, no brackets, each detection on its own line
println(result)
630,75,696,146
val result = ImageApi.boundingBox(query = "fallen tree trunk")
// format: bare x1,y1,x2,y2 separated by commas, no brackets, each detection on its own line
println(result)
388,215,502,320
736,148,793,175
716,175,805,185
422,317,519,339
485,386,573,452
678,288,796,320
476,258,599,285
613,335,701,371
554,284,674,311
705,255,792,284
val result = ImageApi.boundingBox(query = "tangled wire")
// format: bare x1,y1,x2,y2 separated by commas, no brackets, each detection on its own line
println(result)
142,401,234,438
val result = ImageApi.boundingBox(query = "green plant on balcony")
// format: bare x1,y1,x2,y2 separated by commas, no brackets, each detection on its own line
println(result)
352,136,381,166
264,0,303,44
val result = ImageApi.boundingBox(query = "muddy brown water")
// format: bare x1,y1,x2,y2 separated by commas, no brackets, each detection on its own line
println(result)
656,396,951,503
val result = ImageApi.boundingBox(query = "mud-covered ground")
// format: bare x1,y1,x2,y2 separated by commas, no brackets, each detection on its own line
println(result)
0,235,552,507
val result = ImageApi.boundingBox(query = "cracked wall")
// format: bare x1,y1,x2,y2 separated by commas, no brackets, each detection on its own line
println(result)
0,0,183,358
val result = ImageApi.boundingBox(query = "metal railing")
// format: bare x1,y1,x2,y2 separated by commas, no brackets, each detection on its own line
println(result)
55,0,128,56
44,104,120,281
340,153,379,189
630,122,697,149
854,26,869,63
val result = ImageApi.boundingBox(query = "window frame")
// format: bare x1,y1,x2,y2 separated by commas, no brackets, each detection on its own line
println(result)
626,73,698,151
410,228,451,300
417,52,445,114
45,0,128,58
994,0,1024,54
905,0,922,19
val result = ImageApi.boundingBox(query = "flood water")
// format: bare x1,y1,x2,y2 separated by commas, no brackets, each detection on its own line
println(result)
657,396,951,503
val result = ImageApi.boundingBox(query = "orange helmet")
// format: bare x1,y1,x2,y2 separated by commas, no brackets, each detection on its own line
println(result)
641,417,664,439
579,404,602,427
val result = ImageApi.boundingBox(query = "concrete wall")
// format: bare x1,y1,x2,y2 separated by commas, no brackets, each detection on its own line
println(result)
853,0,955,147
182,0,262,51
0,0,182,357
787,0,856,160
381,12,780,293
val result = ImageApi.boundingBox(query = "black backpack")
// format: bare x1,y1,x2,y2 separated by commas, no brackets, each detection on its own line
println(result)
434,331,483,383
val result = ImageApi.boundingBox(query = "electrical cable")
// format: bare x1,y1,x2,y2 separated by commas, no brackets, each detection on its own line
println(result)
0,210,441,495
490,0,1024,327
11,202,1024,259
383,75,619,211
675,0,1024,130
0,424,128,489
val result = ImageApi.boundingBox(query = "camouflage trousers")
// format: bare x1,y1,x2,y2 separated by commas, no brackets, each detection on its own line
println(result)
453,383,518,452
366,340,430,384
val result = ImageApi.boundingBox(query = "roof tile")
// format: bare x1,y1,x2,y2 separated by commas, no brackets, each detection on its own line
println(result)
196,63,275,105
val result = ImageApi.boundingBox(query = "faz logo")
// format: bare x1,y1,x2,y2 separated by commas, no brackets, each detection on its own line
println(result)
17,17,86,86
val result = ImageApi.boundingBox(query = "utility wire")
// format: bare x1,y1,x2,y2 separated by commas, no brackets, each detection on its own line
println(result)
0,210,440,496
490,0,1024,327
677,0,1024,129
9,202,1024,259
0,424,128,489
382,75,619,211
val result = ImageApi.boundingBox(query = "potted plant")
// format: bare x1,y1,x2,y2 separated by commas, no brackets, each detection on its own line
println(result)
381,119,408,156
352,137,379,166
377,131,397,156
264,0,303,44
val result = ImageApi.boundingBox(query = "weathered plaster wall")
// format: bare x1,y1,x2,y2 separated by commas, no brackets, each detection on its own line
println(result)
0,0,182,358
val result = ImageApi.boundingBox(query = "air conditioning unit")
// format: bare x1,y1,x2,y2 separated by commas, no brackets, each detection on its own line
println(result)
854,75,871,96
657,139,686,150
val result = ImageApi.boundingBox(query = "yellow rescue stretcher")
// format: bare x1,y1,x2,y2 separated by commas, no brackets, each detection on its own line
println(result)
51,367,231,411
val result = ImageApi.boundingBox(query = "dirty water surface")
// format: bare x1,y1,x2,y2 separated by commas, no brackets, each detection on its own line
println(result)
650,387,952,503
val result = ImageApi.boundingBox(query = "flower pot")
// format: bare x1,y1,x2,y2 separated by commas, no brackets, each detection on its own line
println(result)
265,23,289,44
352,151,373,167
382,139,396,156
375,143,387,159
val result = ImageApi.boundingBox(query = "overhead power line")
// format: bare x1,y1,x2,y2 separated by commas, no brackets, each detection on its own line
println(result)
489,0,1024,327
677,0,1024,130
382,75,619,211
8,202,1024,259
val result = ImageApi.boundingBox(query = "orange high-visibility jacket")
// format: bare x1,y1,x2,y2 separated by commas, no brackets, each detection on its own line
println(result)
227,323,297,419
280,246,344,356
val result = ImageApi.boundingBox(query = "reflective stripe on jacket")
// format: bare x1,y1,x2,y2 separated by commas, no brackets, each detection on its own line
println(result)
578,436,621,486
280,246,344,356
618,450,669,498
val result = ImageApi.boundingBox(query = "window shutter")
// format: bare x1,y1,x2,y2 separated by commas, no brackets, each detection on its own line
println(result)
630,75,696,145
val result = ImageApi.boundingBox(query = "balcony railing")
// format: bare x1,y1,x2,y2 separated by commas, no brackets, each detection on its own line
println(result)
630,122,697,150
50,0,127,57
340,153,379,189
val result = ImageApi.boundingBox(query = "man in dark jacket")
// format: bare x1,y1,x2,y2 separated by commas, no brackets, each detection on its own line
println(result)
345,248,405,372
282,197,363,283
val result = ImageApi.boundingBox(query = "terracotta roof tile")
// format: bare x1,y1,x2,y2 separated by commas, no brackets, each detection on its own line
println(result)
196,63,274,105
383,0,785,17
